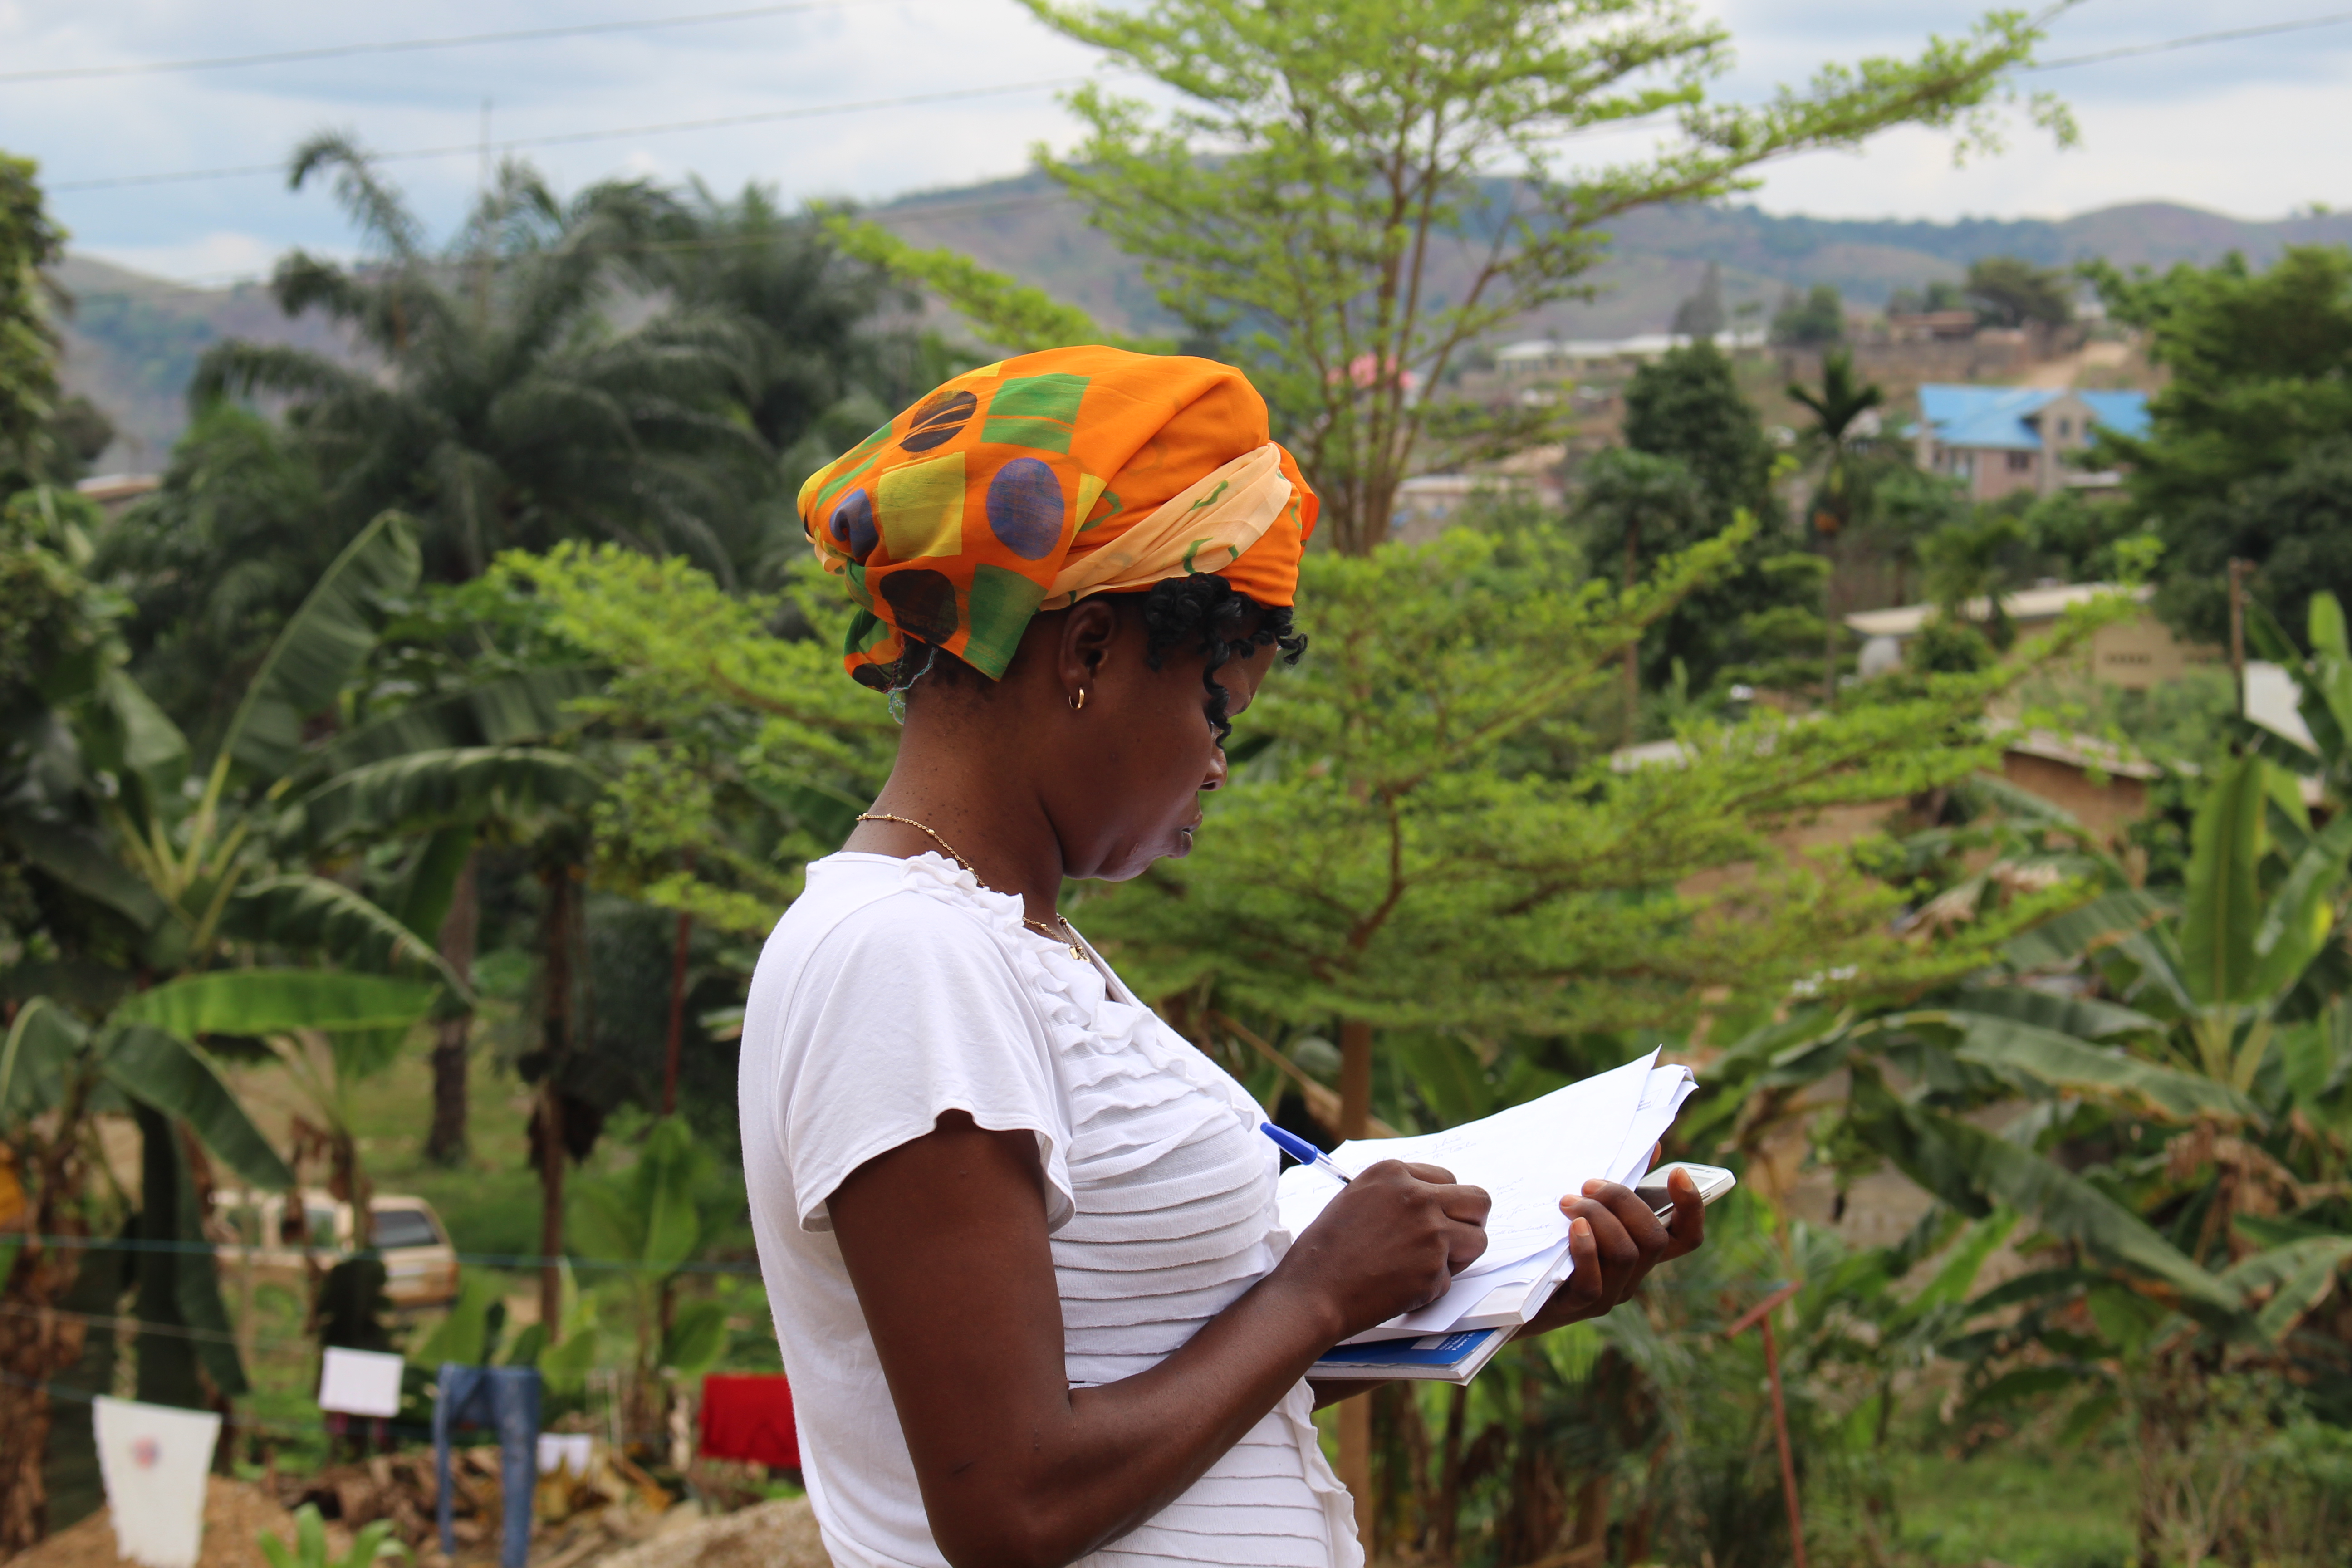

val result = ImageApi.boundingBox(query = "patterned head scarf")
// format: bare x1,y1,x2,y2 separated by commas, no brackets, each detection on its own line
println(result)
797,345,1318,687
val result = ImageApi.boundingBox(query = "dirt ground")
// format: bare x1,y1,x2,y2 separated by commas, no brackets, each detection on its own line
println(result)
9,1479,299,1568
590,1499,827,1568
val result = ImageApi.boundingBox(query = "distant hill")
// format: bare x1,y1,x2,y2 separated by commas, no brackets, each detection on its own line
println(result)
50,254,360,474
872,174,2352,340
51,183,2352,470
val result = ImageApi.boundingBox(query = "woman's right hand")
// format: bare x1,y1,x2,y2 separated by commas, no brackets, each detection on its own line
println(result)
1274,1161,1491,1340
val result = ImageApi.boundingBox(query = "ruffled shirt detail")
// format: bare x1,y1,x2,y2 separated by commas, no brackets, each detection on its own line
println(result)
888,852,1362,1568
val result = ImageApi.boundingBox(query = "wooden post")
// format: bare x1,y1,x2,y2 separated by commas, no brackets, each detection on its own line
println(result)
2228,557,2254,718
1727,1282,1808,1568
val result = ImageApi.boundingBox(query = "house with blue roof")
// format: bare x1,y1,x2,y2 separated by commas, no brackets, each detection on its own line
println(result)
1913,384,2151,502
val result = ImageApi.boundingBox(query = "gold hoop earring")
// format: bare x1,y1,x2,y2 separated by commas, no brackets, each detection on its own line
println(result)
1069,688,1088,712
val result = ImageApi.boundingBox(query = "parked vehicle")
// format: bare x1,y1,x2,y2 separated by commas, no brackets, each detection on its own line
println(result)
212,1189,462,1310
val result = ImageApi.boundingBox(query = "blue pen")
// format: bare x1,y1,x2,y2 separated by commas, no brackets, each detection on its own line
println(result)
1261,1122,1352,1184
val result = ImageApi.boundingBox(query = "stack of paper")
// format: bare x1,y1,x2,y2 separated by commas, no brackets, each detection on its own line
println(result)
1279,1049,1697,1384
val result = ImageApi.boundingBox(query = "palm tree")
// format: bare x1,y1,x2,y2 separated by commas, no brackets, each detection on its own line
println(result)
191,135,769,588
1788,349,1888,701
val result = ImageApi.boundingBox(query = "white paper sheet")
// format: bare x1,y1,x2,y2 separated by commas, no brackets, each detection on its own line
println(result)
1294,1057,1702,1344
317,1346,404,1418
1278,1049,1661,1280
93,1396,220,1568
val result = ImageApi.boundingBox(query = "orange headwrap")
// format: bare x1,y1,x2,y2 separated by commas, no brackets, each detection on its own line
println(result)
797,345,1318,686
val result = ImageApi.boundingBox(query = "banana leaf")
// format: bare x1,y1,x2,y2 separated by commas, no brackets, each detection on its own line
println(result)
101,1023,295,1191
0,996,87,1122
2250,808,2352,997
2004,888,2171,973
1851,1073,2238,1312
2224,1237,2352,1343
113,969,441,1039
278,746,602,853
1948,985,2162,1039
221,875,468,993
220,511,421,780
317,665,605,773
1941,1010,2260,1122
0,809,166,929
2179,755,2267,1006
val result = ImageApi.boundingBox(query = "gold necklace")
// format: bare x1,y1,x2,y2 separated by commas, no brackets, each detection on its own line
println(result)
855,812,1087,961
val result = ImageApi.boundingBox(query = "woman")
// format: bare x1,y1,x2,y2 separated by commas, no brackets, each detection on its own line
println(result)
740,346,1705,1568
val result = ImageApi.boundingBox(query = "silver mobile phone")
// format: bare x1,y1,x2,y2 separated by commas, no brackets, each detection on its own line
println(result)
1633,1161,1737,1216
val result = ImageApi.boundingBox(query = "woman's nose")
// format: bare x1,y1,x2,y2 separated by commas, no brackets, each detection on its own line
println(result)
1201,745,1230,792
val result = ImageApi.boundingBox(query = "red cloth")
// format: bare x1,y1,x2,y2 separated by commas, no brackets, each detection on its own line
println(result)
699,1374,799,1470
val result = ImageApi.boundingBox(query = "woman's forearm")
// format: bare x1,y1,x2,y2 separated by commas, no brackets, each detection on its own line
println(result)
833,1117,1342,1568
832,1115,1490,1568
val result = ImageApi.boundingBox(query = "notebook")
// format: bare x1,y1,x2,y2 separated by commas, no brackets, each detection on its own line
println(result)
1290,1050,1699,1384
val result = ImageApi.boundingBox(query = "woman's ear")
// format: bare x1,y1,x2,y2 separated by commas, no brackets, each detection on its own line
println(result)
1058,600,1122,703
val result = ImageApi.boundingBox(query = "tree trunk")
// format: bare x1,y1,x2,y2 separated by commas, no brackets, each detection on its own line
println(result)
0,1241,85,1551
662,906,692,1118
426,853,478,1165
1431,1382,1469,1565
1623,525,1641,745
1499,1364,1566,1566
537,1087,566,1339
1334,1018,1375,1547
537,862,577,1340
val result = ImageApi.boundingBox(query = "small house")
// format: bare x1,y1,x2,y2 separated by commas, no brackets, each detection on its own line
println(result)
1913,385,2149,502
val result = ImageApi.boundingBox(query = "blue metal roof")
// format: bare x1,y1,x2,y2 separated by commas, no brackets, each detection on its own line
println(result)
1917,384,2150,451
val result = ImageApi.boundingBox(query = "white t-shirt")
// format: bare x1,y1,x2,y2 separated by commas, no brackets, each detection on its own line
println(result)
740,851,1359,1568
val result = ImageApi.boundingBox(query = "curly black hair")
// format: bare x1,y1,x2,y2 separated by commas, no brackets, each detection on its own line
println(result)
879,574,1307,743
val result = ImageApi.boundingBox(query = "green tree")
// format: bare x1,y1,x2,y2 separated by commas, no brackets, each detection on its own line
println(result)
1772,283,1847,346
1696,687,2352,1557
1669,260,1727,340
868,0,2069,553
1572,447,1706,732
1965,254,2074,328
1887,278,1970,316
93,403,333,742
2083,245,2352,642
1787,348,1886,538
1612,342,1810,696
192,136,768,588
0,152,65,495
1625,343,1779,528
0,510,490,1544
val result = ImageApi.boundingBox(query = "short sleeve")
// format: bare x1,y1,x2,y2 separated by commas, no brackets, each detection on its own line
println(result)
769,892,1076,1234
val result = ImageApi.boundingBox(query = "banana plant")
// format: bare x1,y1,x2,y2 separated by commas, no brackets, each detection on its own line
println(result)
0,972,435,1534
2246,588,2352,807
1715,731,2352,1347
556,1115,735,1447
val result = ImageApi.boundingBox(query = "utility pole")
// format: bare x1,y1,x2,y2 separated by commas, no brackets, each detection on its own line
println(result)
2228,557,2254,718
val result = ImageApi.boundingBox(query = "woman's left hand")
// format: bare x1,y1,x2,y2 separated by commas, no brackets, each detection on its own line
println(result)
1514,1166,1706,1338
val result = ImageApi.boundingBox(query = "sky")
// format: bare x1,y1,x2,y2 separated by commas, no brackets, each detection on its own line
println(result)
2,0,2347,286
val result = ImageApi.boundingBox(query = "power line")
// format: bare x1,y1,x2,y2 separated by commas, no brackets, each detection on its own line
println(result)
46,77,1086,193
2027,10,2352,69
0,0,914,85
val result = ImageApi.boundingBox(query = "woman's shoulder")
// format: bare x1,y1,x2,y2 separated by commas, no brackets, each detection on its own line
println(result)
757,851,1038,1002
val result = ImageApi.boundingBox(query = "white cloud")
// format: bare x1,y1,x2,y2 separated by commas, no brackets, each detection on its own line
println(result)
77,230,294,284
5,0,2347,282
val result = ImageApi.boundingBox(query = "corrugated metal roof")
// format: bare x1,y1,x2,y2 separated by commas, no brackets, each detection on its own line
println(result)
1916,384,2150,451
